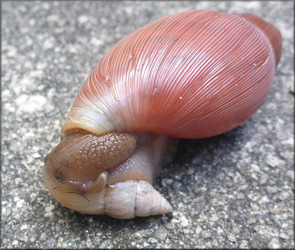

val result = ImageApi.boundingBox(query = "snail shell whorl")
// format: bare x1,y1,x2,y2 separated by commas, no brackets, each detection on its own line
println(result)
62,10,281,139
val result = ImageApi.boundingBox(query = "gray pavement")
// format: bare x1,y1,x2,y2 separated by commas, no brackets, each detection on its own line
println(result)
1,1,294,248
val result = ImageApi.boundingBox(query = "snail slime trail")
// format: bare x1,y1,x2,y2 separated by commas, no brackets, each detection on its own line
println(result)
43,10,282,219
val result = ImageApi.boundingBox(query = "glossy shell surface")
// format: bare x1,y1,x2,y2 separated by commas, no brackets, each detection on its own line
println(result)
62,10,278,139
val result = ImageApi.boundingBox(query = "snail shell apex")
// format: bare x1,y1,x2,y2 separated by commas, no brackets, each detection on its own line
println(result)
44,10,282,219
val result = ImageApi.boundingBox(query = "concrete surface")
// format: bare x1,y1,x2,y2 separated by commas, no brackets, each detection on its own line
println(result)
1,1,294,248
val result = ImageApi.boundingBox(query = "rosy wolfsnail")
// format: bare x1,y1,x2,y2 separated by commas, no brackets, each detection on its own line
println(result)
43,10,282,219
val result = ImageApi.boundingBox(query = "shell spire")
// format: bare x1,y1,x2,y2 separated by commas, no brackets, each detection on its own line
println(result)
235,13,282,66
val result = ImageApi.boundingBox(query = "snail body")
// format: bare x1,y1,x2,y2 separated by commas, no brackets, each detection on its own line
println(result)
43,10,282,219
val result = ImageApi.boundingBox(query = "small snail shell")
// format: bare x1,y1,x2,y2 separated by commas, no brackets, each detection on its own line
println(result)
43,10,282,219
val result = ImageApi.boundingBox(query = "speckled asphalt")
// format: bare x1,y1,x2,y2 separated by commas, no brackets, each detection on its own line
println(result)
1,1,294,248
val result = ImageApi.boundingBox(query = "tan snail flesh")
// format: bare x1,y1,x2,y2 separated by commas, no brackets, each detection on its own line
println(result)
43,10,282,219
